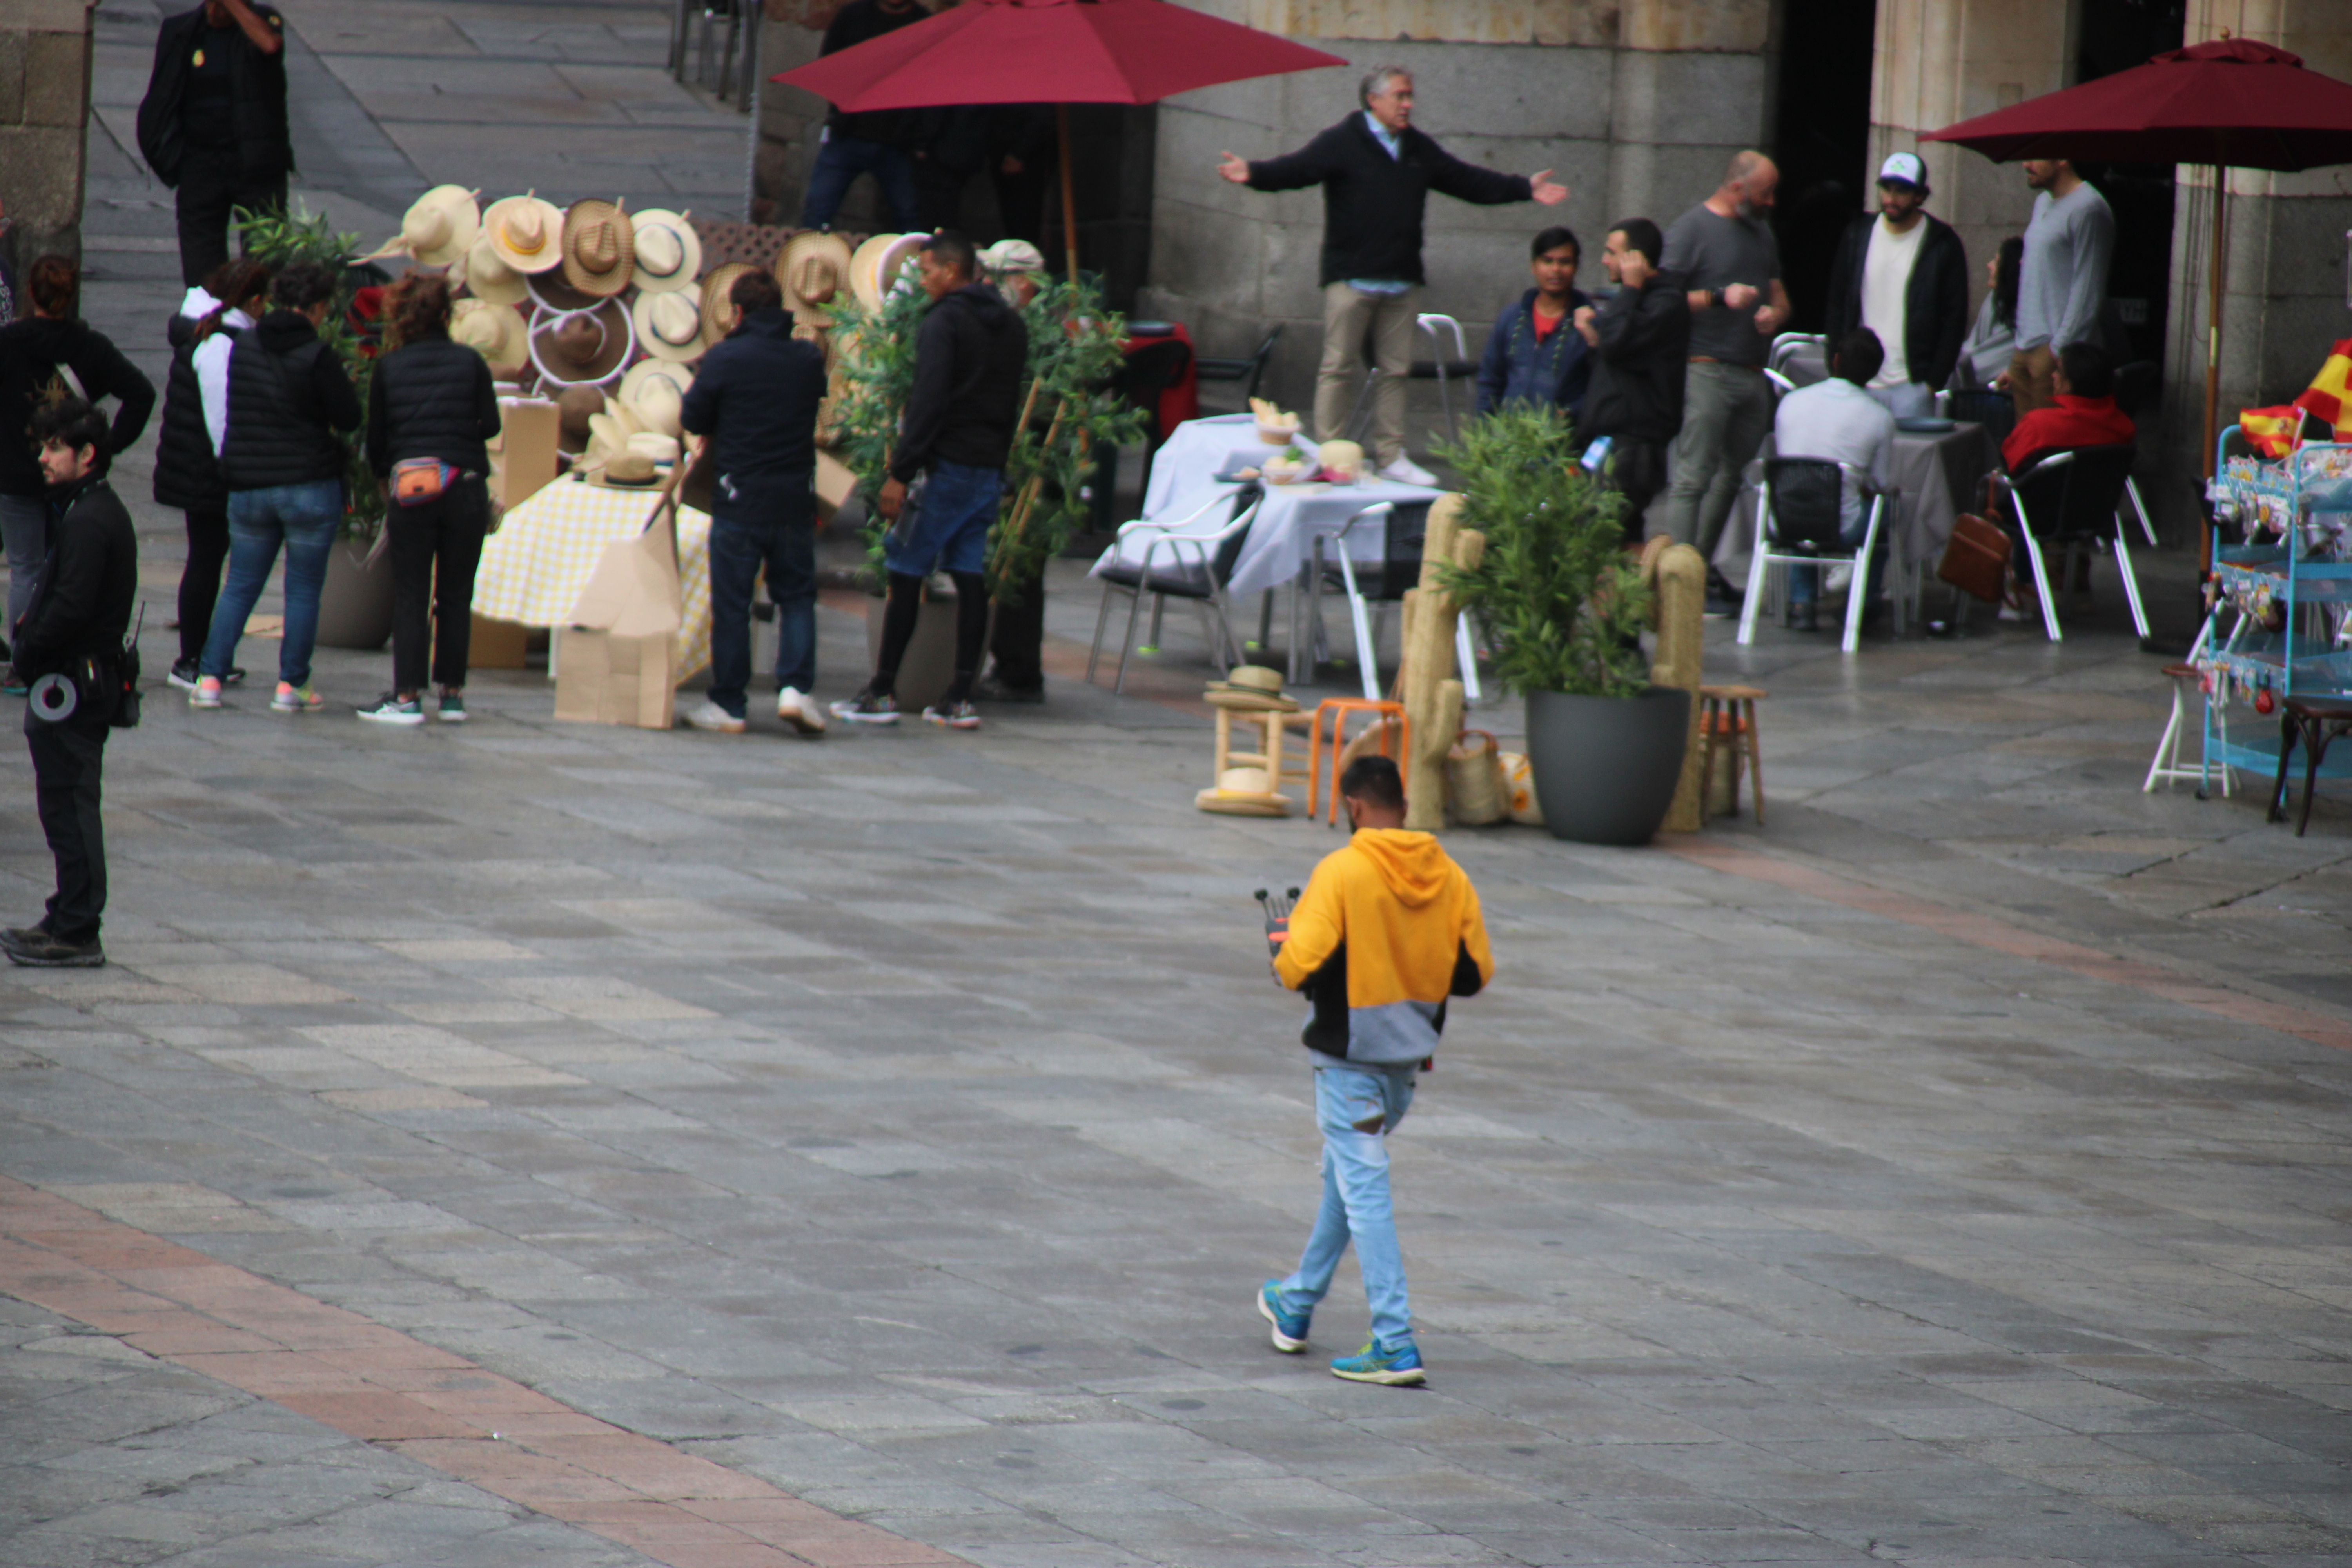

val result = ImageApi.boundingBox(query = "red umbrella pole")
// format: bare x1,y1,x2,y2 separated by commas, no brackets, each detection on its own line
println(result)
1057,104,1080,281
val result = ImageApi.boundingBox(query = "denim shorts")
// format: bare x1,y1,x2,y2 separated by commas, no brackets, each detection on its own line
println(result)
884,460,1001,578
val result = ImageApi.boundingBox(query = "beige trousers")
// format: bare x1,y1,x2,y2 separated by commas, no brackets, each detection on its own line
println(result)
2006,343,2060,421
1315,282,1418,467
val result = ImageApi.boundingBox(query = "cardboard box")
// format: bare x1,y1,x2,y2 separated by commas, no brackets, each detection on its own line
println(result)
815,450,856,521
469,613,530,670
495,399,561,512
552,495,683,730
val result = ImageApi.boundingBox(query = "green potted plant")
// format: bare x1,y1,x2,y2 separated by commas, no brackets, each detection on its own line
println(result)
1434,407,1688,844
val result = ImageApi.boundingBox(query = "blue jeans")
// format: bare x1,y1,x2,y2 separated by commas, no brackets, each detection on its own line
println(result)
1788,504,1883,606
1279,1063,1417,1353
884,461,999,579
801,135,921,232
706,513,816,718
207,481,342,687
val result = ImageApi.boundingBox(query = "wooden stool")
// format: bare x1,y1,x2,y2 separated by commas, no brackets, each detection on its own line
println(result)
1307,697,1409,822
1206,693,1308,811
1699,684,1766,825
2269,695,2352,838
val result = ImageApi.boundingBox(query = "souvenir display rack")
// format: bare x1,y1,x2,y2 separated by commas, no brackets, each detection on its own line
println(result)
2197,434,2352,791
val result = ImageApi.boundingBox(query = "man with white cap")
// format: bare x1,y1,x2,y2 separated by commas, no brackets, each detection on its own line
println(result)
975,238,1048,704
1821,152,1970,418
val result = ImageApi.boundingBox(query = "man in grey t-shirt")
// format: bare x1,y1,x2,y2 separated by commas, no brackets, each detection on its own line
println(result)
1659,150,1789,612
2003,158,2113,421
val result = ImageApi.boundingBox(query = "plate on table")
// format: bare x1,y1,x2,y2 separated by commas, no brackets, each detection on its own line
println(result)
1897,416,1956,433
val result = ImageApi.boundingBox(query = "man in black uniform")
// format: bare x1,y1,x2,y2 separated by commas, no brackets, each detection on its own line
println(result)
798,0,929,232
136,0,292,287
6,400,138,969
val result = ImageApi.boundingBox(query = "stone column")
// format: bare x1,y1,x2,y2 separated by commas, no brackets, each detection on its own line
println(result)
0,0,94,279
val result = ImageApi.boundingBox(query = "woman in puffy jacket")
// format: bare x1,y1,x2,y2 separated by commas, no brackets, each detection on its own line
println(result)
357,272,500,726
155,257,270,690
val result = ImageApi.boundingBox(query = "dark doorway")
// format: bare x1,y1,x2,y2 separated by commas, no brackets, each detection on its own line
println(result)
2075,0,2185,371
1771,0,1878,334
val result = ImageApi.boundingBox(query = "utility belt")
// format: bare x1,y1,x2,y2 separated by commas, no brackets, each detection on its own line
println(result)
28,649,134,729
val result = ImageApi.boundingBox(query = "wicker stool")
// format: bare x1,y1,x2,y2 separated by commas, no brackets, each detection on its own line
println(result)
1699,684,1766,825
1307,697,1409,823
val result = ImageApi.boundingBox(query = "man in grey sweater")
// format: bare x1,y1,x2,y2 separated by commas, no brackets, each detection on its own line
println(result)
2002,158,2112,419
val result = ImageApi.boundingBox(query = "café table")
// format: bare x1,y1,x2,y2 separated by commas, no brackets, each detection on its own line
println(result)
474,472,717,682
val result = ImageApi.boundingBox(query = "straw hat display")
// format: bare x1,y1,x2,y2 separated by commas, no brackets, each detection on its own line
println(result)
699,261,758,347
779,230,853,321
528,295,632,388
588,450,661,488
618,359,693,436
561,198,635,299
632,287,709,363
457,232,529,307
452,298,529,377
630,209,701,294
483,192,567,275
365,185,479,266
628,430,680,465
528,269,604,315
850,233,926,313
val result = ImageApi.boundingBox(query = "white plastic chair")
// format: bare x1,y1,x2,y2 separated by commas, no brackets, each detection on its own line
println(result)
1737,458,1888,655
1088,493,1262,694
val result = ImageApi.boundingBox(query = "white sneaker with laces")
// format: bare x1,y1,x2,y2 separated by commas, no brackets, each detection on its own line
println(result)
1379,456,1437,487
775,686,826,735
685,699,747,734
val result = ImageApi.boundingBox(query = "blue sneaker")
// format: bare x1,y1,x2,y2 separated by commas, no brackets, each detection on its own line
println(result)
1330,1341,1424,1386
1258,1281,1309,1353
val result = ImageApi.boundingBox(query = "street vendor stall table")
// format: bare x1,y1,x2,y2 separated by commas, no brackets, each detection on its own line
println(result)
474,474,717,682
1715,421,1998,615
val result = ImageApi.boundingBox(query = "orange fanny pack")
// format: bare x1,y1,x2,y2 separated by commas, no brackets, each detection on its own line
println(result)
391,457,461,507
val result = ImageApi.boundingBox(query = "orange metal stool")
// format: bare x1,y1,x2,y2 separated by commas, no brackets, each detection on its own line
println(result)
1699,683,1766,825
1307,698,1410,822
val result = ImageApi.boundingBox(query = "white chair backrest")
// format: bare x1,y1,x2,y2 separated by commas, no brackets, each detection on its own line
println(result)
1416,314,1468,361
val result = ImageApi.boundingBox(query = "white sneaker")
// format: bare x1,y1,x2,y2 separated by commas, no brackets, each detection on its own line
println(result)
684,699,746,734
1824,564,1855,596
1379,456,1437,487
775,686,826,735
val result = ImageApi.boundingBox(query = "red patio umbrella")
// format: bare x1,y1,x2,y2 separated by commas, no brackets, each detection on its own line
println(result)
1924,37,2352,487
774,0,1346,279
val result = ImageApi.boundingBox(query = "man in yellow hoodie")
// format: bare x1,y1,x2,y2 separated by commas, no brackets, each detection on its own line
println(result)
1260,755,1494,1385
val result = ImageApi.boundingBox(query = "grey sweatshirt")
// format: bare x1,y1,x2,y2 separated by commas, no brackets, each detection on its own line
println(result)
2015,181,2114,353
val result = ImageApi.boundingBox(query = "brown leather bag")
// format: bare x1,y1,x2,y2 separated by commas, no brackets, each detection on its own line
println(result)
1939,512,2012,603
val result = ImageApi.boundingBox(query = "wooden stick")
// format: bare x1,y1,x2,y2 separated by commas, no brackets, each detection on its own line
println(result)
1001,398,1070,547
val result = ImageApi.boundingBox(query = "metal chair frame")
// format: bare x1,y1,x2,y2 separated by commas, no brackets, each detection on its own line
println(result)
1737,459,1888,655
1193,324,1284,408
1297,503,1407,699
1088,493,1262,694
1994,446,2156,642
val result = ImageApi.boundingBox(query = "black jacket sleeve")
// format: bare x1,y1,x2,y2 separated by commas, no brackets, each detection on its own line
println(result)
1246,126,1342,192
135,13,191,185
1822,216,1866,347
472,353,501,446
678,346,722,438
1424,143,1533,207
16,506,103,662
1595,281,1679,363
78,335,156,460
1922,223,1971,393
310,343,363,434
364,358,389,477
890,307,958,483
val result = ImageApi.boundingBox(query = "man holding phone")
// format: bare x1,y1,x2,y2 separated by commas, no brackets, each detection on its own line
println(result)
1575,220,1689,542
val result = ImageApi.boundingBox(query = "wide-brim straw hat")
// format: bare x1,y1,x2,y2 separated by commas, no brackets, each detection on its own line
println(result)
851,233,927,314
458,233,530,307
618,358,694,437
588,450,662,488
1209,665,1285,696
630,208,701,294
561,198,635,299
452,298,529,377
699,261,758,348
628,430,681,465
632,287,709,363
529,270,604,315
483,192,567,275
365,184,479,266
528,294,633,387
779,230,853,320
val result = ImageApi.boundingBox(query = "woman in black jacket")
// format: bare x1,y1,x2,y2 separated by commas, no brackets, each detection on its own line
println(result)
0,256,155,679
155,257,270,688
358,272,499,726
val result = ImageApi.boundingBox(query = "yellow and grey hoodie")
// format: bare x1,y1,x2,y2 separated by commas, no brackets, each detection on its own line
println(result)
1273,829,1494,1067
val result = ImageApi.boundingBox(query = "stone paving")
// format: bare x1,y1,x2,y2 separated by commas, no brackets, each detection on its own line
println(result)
6,2,2352,1564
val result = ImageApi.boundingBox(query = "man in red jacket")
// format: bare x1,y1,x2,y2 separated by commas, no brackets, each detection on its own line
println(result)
2002,340,2133,472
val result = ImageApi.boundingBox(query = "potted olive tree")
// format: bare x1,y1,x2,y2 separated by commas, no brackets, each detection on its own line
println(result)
1436,407,1688,845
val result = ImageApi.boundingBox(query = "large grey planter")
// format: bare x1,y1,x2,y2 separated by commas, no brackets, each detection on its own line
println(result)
315,537,395,651
1524,686,1692,845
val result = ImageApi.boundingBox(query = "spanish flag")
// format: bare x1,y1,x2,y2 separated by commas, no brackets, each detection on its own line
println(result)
2293,338,2352,439
2241,405,2302,459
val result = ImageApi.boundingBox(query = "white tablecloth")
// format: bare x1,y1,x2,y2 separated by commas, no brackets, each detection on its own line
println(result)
1109,414,1442,600
475,475,716,681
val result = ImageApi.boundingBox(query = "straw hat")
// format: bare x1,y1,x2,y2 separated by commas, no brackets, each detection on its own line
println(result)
851,233,928,313
699,261,758,348
632,287,709,363
528,295,632,387
528,270,603,315
483,192,566,275
618,359,694,436
982,238,1045,276
555,383,603,455
588,450,661,488
458,232,529,307
452,298,529,377
628,430,681,465
365,185,479,266
561,198,635,298
779,230,853,319
630,208,701,294
1204,665,1298,711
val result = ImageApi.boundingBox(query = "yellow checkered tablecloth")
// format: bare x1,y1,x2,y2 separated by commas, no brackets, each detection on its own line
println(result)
474,475,715,682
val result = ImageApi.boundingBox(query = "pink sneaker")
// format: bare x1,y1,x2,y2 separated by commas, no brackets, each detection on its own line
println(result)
189,676,223,710
270,682,324,713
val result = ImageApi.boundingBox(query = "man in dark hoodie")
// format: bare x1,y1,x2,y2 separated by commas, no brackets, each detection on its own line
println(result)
1573,220,1689,543
679,267,828,737
135,0,293,287
6,399,138,970
833,231,1025,732
0,257,154,675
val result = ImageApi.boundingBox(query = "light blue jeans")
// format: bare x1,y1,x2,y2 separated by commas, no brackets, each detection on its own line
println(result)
207,481,343,688
1279,1062,1417,1353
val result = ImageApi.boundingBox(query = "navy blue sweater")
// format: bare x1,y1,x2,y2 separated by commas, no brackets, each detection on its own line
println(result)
1475,287,1594,417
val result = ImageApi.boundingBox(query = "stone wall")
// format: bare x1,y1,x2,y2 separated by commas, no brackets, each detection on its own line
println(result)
1142,0,1774,422
0,0,94,280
